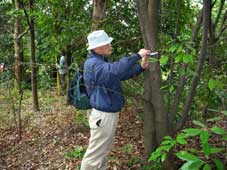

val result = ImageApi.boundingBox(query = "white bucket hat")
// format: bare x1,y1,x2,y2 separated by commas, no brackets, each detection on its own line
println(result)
87,30,113,50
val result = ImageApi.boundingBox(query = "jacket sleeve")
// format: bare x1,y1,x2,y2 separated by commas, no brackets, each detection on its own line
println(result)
94,54,142,83
120,64,144,81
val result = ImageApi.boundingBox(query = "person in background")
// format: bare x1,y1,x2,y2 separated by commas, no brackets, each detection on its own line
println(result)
0,63,4,73
81,30,150,170
56,51,68,94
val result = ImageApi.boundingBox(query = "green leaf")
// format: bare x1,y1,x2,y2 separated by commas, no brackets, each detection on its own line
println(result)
200,131,209,144
216,81,224,89
169,45,178,52
157,145,172,152
148,57,159,63
161,153,167,162
149,151,162,161
179,161,193,170
207,117,222,122
183,128,202,137
180,161,204,170
202,143,211,158
210,147,223,154
177,139,188,145
221,135,227,141
163,136,173,140
161,140,172,145
175,55,182,63
188,148,197,153
177,45,183,53
215,159,224,170
200,131,210,158
176,133,188,143
179,67,186,76
161,140,176,146
193,120,206,128
185,43,196,53
160,55,169,65
208,79,216,91
203,163,211,170
176,133,187,139
169,85,174,92
176,151,200,162
183,54,193,64
190,161,204,170
211,126,226,135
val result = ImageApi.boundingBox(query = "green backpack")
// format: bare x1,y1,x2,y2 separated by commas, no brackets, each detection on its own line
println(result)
68,69,91,110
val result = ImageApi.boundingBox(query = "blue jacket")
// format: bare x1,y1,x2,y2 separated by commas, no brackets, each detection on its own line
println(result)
83,52,144,112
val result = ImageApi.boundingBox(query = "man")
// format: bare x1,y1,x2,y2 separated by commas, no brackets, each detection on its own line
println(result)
0,63,4,73
56,52,67,94
81,30,150,170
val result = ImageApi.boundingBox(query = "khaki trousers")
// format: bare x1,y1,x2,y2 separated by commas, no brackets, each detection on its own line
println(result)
80,109,119,170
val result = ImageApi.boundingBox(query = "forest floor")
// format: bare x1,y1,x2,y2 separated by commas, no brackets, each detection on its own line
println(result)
0,92,146,170
1,91,226,170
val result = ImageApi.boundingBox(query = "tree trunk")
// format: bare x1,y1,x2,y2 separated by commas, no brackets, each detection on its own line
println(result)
14,0,23,89
136,0,168,158
66,45,72,105
175,0,181,39
208,0,225,67
29,0,39,111
191,9,203,43
176,0,211,131
92,0,106,30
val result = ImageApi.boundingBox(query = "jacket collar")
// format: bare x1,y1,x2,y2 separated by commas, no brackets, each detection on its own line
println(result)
88,51,108,62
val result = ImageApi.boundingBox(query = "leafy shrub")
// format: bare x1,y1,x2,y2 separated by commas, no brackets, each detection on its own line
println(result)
149,114,227,170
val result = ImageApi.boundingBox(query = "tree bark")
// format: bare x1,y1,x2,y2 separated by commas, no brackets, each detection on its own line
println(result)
29,0,39,111
66,45,72,105
136,0,168,158
14,0,23,89
175,0,181,39
92,0,106,30
176,0,211,131
209,1,226,66
191,9,203,43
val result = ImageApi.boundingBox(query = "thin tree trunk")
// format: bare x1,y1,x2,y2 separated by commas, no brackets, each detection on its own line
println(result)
190,0,216,43
14,0,23,89
18,90,23,140
214,0,225,28
209,0,226,66
175,0,181,39
176,0,211,131
18,0,39,111
170,70,186,129
167,0,182,131
29,0,39,111
191,9,203,43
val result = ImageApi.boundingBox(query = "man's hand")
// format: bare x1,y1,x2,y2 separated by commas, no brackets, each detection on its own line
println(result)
138,49,150,58
141,55,149,69
138,49,150,69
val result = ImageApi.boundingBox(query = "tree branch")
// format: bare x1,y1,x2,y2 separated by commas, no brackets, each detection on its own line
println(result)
216,9,227,39
16,27,29,39
214,0,225,28
18,0,32,29
191,9,203,43
176,0,211,131
190,0,216,43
